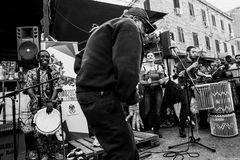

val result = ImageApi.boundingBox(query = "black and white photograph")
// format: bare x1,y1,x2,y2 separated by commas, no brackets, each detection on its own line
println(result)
0,0,240,159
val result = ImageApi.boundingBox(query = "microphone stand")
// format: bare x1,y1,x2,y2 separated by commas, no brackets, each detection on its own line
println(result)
57,62,67,160
0,76,60,160
167,47,216,152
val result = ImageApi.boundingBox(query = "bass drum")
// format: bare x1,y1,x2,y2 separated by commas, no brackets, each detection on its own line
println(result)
33,108,61,135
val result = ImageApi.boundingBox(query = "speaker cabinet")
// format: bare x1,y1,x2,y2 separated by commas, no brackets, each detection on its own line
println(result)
16,26,40,61
160,31,172,58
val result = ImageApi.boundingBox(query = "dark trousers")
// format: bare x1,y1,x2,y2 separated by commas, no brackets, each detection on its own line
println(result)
198,110,208,125
77,91,139,160
141,85,163,131
179,86,210,128
178,87,191,129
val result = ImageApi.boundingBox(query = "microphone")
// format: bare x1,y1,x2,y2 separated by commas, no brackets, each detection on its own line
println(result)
169,46,177,49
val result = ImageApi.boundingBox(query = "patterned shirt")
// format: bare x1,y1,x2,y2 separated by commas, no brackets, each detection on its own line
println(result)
25,67,61,100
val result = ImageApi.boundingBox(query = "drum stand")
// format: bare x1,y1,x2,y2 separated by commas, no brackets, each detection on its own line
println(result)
168,47,216,153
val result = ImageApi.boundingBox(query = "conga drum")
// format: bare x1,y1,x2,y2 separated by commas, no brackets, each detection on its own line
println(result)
209,113,238,137
194,83,214,110
210,81,234,114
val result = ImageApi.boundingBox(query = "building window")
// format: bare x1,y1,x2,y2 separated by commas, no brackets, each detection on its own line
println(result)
205,36,211,50
170,32,175,41
231,45,235,55
144,0,150,10
192,32,199,47
188,2,195,17
220,20,224,30
228,24,232,34
173,0,180,8
177,27,185,43
237,41,240,50
215,40,220,53
201,9,206,22
212,15,216,26
224,43,227,52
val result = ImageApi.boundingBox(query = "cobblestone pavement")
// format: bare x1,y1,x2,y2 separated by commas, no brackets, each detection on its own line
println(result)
140,112,240,160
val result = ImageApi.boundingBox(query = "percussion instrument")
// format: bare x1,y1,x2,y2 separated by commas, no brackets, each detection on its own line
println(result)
194,83,214,110
209,113,238,137
33,108,61,135
210,81,234,114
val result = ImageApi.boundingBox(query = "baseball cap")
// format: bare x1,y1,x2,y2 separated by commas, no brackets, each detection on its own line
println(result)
123,7,155,34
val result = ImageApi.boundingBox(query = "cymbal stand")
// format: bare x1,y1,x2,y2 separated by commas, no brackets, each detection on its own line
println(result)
167,47,216,152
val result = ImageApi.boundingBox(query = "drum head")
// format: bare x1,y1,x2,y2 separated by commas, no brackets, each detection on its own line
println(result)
34,108,61,135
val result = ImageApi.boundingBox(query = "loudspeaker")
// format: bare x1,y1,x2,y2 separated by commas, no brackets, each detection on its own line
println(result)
16,26,40,61
160,31,172,58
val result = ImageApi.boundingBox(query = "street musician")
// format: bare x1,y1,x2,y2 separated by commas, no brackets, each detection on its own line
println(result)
175,46,212,137
24,50,63,160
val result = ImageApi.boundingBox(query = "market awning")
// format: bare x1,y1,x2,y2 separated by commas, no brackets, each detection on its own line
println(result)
52,0,167,49
0,0,167,60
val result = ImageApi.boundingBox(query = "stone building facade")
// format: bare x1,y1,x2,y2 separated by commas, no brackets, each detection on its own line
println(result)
228,7,240,57
130,0,236,59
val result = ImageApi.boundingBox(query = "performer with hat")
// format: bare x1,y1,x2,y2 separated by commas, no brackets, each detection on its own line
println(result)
75,7,158,160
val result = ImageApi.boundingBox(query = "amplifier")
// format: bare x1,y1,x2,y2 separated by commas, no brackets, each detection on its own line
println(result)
0,124,26,160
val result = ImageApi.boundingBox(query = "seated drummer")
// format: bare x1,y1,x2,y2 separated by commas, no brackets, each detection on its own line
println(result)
23,50,63,160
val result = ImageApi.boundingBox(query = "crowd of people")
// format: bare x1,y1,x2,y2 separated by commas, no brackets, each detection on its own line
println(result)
20,7,240,160
138,46,240,139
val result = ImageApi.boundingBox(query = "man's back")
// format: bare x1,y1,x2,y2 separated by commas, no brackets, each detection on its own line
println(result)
75,17,143,104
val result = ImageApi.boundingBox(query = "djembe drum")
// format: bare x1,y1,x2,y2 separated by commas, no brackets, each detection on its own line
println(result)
33,108,61,135
210,81,234,114
194,83,214,110
209,81,238,137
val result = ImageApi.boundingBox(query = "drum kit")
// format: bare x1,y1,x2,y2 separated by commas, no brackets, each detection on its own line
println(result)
194,81,238,137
